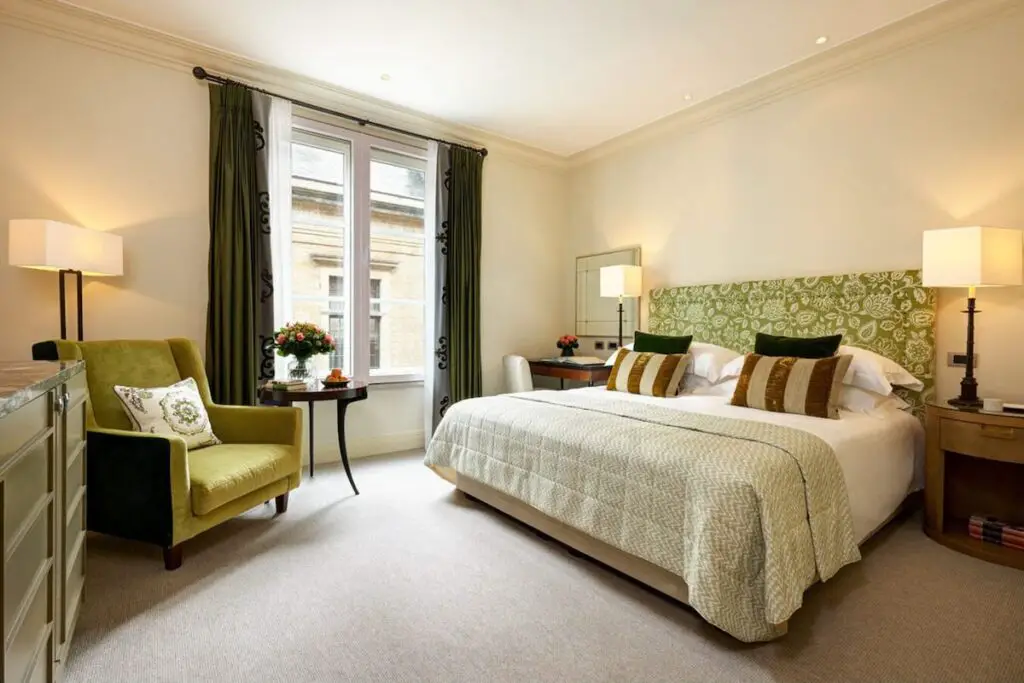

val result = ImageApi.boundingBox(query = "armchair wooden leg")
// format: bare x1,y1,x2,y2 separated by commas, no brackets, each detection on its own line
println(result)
275,492,289,514
163,545,183,571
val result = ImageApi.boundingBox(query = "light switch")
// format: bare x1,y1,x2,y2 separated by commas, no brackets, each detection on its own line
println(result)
947,352,979,368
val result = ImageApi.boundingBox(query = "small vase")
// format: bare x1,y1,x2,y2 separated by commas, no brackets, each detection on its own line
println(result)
560,347,575,358
288,356,313,381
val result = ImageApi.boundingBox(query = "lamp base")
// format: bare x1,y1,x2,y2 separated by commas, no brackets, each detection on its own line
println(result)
948,375,982,408
947,396,983,409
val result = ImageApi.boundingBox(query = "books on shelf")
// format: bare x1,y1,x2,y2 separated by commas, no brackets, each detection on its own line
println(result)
968,515,1024,551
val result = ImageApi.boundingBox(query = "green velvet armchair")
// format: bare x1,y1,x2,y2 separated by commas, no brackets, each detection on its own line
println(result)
32,338,302,570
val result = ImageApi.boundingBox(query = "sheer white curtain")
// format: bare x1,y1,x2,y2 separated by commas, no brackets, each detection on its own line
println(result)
423,141,451,448
268,97,292,379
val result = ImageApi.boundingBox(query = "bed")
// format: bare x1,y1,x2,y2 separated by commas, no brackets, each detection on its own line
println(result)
424,270,935,642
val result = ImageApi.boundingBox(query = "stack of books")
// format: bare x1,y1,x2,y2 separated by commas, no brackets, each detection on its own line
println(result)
265,379,309,391
968,515,1024,551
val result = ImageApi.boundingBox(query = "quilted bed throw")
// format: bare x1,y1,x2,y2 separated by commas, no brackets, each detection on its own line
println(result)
424,390,861,642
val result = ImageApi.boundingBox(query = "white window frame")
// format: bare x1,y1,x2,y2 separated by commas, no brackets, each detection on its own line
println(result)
285,116,427,385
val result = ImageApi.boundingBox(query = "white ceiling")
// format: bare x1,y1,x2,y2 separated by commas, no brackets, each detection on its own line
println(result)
62,0,946,156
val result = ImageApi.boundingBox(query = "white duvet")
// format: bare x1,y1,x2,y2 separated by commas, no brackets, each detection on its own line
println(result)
572,387,924,542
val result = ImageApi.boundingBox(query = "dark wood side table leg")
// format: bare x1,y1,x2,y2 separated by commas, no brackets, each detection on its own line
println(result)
308,400,315,477
560,378,564,390
336,399,359,495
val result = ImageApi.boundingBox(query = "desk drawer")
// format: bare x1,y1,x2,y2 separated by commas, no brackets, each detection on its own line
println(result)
941,418,1024,464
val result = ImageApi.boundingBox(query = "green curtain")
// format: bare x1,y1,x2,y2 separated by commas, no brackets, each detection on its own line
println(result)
206,84,260,405
447,147,484,403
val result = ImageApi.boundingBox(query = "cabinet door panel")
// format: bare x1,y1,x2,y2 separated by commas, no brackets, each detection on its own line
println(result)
27,632,54,683
5,574,50,683
66,372,87,411
65,547,85,630
3,440,49,543
4,507,50,633
0,395,49,463
65,501,84,568
65,402,85,464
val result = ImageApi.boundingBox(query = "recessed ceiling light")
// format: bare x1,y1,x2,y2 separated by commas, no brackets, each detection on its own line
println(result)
380,73,391,81
816,36,829,45
684,93,692,101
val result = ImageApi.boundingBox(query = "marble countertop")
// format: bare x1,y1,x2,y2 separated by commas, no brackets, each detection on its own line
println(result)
0,360,85,419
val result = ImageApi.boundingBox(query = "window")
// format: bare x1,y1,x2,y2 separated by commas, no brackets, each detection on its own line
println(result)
369,278,381,370
282,120,427,383
327,275,344,370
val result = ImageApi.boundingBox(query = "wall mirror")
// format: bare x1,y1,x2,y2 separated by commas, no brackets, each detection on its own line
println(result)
575,247,641,337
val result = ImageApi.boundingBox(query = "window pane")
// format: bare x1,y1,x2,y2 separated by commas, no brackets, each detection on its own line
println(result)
369,302,424,377
290,133,351,374
370,148,425,376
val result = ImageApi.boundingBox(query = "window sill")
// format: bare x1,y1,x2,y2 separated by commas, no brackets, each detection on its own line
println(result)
369,376,424,388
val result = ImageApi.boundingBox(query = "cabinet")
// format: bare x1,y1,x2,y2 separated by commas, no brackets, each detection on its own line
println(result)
925,403,1024,569
0,361,85,683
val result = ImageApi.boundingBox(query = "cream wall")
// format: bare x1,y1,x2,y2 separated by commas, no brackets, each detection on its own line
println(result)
0,20,568,461
567,8,1024,402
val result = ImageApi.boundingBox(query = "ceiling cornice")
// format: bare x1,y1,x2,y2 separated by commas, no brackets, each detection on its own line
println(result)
2,0,1018,170
0,0,568,169
568,0,1023,168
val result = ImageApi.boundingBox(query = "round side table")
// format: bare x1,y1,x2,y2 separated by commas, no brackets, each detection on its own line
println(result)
260,380,368,494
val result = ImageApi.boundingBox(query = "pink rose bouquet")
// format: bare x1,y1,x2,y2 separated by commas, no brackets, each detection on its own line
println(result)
271,322,336,361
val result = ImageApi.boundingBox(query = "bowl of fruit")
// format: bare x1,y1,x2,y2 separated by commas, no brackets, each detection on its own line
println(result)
322,368,350,388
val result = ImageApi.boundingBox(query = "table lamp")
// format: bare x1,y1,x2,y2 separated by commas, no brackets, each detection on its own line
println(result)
922,226,1023,407
8,219,124,341
599,264,642,349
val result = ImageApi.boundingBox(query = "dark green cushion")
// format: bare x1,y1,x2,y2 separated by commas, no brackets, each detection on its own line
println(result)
754,332,842,359
634,331,693,355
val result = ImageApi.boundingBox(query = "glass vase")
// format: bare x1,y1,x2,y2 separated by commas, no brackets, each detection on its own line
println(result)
288,356,313,381
560,347,575,357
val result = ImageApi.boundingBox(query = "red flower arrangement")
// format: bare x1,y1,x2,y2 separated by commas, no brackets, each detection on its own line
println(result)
557,335,580,352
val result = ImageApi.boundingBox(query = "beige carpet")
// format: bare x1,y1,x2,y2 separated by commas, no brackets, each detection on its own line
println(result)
67,451,1024,683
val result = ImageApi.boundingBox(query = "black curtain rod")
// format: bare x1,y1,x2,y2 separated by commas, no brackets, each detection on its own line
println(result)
192,66,487,157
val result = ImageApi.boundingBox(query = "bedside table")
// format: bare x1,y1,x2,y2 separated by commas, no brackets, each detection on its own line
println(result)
925,403,1024,569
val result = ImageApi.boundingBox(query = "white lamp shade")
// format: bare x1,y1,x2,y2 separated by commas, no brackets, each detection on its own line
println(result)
600,265,642,298
922,226,1023,288
8,219,123,276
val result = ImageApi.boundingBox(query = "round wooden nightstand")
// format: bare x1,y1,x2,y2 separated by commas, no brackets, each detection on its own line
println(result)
260,380,368,494
925,402,1024,569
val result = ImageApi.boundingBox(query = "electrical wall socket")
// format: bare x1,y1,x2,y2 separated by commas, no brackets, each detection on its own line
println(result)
594,341,605,350
608,341,619,350
947,352,979,368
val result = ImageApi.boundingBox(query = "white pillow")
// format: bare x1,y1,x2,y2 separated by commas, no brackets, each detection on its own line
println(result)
838,385,910,414
692,378,909,415
680,374,712,394
604,343,634,366
113,377,221,450
687,342,742,383
839,345,924,391
692,378,738,397
719,355,746,383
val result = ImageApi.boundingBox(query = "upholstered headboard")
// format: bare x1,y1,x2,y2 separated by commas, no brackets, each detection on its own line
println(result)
648,270,936,413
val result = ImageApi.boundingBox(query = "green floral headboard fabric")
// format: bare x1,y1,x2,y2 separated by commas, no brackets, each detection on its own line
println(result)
648,270,936,414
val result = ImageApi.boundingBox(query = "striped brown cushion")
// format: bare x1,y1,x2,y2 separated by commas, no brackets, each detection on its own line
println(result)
730,353,852,419
606,349,691,397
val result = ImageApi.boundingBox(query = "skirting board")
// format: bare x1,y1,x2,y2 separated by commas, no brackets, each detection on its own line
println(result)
310,430,423,463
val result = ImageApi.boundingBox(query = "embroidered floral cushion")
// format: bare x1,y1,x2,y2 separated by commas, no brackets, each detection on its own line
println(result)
113,377,220,450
